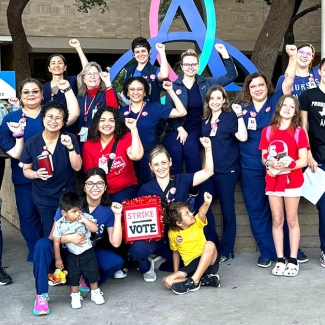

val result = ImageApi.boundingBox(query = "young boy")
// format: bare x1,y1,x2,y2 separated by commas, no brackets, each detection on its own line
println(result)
53,192,104,309
163,192,220,295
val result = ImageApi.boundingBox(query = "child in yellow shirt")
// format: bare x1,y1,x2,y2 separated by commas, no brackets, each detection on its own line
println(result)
163,192,220,295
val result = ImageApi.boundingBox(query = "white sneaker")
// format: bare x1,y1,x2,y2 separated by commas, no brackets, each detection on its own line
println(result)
114,268,128,279
143,258,157,282
70,292,83,309
91,288,105,305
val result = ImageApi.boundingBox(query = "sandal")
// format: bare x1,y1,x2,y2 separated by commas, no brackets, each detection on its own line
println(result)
272,262,286,276
283,263,299,277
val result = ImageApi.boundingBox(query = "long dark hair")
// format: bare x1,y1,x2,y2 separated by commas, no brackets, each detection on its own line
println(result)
81,167,111,207
87,107,128,142
202,85,230,119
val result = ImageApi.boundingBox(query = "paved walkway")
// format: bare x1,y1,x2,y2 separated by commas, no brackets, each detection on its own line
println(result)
1,217,324,325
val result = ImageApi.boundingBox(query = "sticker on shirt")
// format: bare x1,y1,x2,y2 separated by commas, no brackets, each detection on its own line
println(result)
242,110,248,115
99,155,108,174
150,74,156,80
169,187,176,195
265,106,271,113
142,111,148,116
78,127,88,142
111,156,126,175
176,235,183,244
176,89,182,95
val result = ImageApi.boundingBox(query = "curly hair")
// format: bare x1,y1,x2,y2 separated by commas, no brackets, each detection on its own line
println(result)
269,95,301,136
87,106,128,142
240,72,274,107
41,100,69,127
80,167,111,206
77,62,106,97
202,85,230,119
122,76,150,100
163,202,189,231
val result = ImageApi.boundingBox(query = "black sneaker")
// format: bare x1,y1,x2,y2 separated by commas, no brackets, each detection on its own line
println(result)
297,249,309,263
257,258,272,268
201,274,220,287
0,266,13,285
171,277,200,295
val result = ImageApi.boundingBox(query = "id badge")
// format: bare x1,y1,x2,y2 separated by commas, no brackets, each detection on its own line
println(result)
247,117,257,130
99,155,108,174
92,108,98,118
78,126,88,142
210,127,217,137
19,118,26,130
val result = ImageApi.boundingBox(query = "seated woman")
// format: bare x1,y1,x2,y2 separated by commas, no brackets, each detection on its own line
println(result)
20,100,82,238
32,167,125,316
119,77,187,186
132,138,213,282
82,106,143,202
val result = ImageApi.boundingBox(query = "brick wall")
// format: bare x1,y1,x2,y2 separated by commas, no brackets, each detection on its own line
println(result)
1,160,320,252
0,0,321,49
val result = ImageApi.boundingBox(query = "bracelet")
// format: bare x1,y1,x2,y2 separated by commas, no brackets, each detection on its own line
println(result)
236,114,243,119
67,146,75,152
61,86,72,93
265,160,269,168
13,132,24,138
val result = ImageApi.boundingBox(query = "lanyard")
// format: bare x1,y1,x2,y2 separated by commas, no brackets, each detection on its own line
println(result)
84,93,98,122
128,102,146,122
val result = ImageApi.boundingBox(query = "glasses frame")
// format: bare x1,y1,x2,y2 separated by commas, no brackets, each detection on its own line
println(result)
85,181,106,189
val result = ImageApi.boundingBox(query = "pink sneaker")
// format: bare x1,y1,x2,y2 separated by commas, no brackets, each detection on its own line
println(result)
78,275,90,293
33,294,50,316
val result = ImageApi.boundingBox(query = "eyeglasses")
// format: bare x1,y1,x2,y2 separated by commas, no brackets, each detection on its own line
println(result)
45,114,63,123
298,49,313,57
85,72,100,78
21,90,41,95
182,63,198,68
128,88,144,92
85,181,105,189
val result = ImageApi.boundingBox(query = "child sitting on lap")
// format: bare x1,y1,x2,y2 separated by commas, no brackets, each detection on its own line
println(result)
163,192,220,295
53,192,105,309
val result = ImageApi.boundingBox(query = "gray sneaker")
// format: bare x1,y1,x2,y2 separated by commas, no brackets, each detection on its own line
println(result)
143,258,157,282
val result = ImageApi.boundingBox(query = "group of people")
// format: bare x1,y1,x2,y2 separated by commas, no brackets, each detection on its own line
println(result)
0,37,324,315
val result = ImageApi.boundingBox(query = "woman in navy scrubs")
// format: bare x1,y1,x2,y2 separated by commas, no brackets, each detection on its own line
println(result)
119,77,187,186
42,38,88,105
238,45,297,268
131,138,213,282
2,78,80,262
200,85,247,263
20,100,82,238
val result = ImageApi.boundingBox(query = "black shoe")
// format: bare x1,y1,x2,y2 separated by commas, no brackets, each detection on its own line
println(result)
297,248,309,263
171,277,200,295
201,274,220,287
257,258,272,268
0,266,13,285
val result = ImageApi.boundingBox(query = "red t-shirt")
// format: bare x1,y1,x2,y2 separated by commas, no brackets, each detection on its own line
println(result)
259,127,309,189
82,133,138,194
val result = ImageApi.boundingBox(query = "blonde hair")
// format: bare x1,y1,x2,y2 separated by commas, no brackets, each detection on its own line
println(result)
180,49,199,65
77,62,106,97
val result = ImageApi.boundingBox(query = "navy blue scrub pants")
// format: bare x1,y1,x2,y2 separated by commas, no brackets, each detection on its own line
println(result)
14,183,43,262
198,172,238,258
33,237,123,294
163,130,202,174
129,237,172,273
0,157,5,266
316,161,325,252
240,167,276,260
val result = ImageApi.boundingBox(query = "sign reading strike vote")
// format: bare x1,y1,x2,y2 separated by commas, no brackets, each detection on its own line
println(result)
0,71,16,99
123,196,163,243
